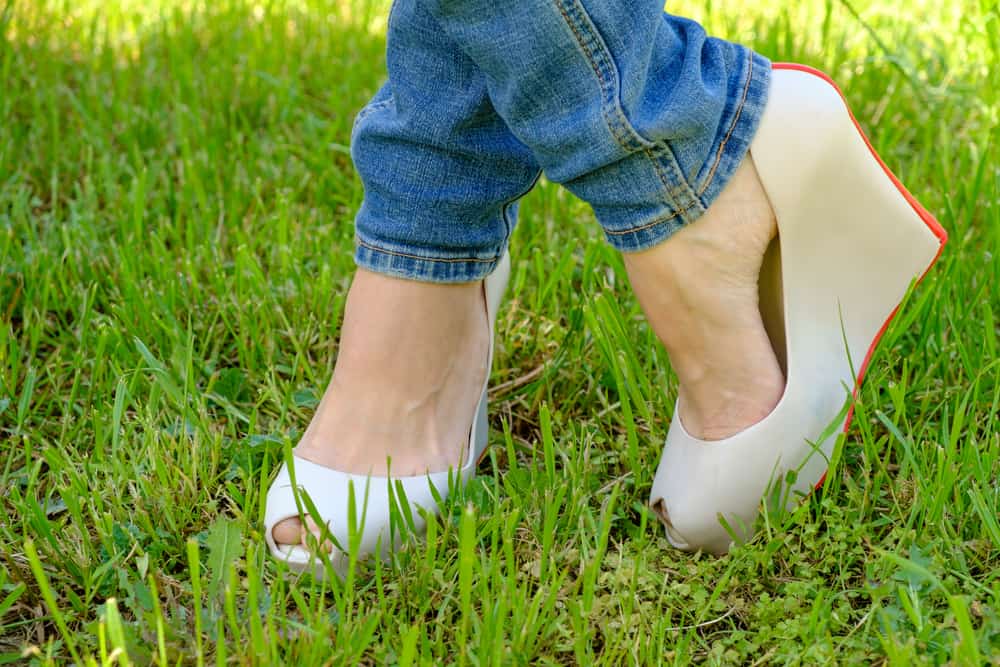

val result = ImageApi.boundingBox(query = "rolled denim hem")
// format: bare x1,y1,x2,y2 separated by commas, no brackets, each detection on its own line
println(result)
354,236,503,283
605,50,772,254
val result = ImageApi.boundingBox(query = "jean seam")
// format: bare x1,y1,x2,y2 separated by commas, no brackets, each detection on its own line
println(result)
500,170,543,240
553,0,652,154
604,204,688,236
645,144,703,219
554,0,704,225
697,50,754,196
356,238,499,264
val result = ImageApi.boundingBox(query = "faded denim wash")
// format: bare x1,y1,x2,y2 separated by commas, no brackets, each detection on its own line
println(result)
351,0,771,282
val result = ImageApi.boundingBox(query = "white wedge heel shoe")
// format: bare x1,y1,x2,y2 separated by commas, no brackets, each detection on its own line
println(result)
649,64,947,555
264,252,511,577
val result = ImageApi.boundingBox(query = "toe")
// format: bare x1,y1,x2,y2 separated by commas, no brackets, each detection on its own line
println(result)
271,517,304,546
271,516,334,555
300,517,333,553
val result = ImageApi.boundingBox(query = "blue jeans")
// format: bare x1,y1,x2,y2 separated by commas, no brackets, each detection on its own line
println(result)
351,0,771,282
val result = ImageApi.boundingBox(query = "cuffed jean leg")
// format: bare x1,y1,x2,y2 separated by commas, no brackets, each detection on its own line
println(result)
421,0,771,252
350,0,542,283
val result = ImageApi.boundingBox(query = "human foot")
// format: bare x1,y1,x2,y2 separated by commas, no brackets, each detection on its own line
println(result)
623,157,785,441
270,268,490,549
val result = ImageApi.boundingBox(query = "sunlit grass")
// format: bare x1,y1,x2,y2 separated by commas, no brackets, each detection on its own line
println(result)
2,0,998,664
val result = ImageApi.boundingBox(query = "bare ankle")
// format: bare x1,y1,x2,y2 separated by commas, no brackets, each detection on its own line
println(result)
290,269,491,476
623,157,785,441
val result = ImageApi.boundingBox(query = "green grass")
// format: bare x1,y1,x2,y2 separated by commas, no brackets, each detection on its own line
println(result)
2,0,998,663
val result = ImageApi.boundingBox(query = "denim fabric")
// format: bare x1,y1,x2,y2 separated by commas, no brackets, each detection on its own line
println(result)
351,0,771,283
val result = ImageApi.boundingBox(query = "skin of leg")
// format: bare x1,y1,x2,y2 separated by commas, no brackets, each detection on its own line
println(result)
270,269,490,547
622,157,785,441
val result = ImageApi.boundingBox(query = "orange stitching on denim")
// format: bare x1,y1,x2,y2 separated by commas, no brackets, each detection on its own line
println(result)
643,145,703,219
555,0,649,152
357,239,497,264
698,52,755,196
554,1,605,97
604,205,696,236
555,0,707,224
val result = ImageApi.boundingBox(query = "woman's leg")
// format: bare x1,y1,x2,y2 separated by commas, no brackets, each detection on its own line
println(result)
275,0,785,548
421,0,783,439
271,0,540,547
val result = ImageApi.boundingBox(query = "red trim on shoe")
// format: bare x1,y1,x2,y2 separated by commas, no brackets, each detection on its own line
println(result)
768,63,947,491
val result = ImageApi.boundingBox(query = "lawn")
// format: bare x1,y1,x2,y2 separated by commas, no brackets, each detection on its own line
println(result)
1,0,998,664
